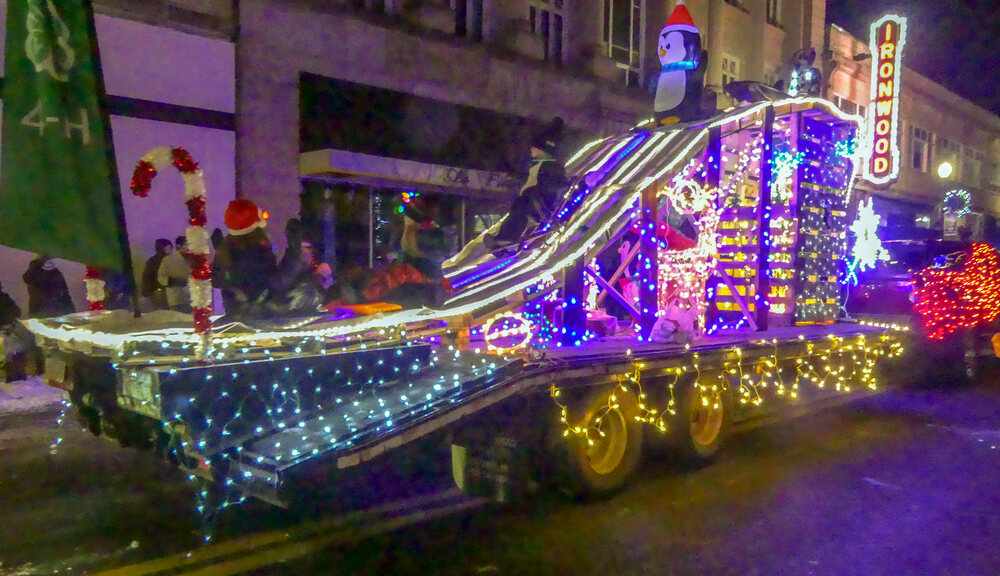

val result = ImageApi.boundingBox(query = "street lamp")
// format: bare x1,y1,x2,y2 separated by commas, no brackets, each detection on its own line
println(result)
937,161,954,179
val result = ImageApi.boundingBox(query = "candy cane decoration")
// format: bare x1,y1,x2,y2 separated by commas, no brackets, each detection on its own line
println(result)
85,266,106,311
131,147,213,354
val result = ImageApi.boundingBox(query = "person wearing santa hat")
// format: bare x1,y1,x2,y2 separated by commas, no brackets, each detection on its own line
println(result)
649,0,707,125
213,199,280,318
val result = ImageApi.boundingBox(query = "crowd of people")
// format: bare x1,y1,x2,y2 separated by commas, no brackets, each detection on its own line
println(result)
211,196,451,319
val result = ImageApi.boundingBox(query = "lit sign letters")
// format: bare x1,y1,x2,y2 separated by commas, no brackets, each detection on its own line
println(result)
863,15,906,186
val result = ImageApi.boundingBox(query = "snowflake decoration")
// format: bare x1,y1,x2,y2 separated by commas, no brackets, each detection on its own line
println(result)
846,197,885,284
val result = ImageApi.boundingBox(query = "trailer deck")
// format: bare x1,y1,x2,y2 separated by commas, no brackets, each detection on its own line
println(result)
211,321,899,505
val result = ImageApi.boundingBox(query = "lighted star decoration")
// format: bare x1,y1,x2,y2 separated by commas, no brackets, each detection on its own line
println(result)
846,197,885,285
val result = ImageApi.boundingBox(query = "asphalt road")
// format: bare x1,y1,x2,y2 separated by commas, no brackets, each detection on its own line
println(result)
3,378,1000,576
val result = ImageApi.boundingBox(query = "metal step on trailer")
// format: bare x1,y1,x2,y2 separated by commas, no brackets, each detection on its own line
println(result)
229,448,285,506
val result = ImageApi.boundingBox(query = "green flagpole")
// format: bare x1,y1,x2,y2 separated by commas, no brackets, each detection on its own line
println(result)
81,0,140,316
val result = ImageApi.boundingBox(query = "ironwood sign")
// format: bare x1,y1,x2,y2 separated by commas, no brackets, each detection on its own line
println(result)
863,14,907,186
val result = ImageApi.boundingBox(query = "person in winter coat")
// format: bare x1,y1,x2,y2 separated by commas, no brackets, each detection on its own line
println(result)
0,282,28,382
22,255,74,318
279,219,317,286
210,228,225,250
159,235,193,311
276,218,332,313
95,267,132,311
213,199,280,319
0,283,19,329
484,117,567,249
399,195,450,276
141,238,172,310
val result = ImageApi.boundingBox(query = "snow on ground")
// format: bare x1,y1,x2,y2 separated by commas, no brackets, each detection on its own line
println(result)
0,377,66,414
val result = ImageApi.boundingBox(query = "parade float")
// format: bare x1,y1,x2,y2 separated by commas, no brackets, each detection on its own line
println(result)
12,3,908,522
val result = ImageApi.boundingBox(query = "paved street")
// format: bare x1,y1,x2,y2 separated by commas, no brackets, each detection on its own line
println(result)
3,377,1000,576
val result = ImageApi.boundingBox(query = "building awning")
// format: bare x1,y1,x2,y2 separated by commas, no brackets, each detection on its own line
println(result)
869,192,936,217
300,149,518,198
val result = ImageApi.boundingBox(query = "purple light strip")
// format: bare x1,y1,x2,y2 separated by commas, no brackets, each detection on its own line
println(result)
554,133,651,222
449,254,520,290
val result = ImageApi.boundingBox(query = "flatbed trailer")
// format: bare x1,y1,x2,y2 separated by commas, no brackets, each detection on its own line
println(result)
33,314,900,507
25,97,905,516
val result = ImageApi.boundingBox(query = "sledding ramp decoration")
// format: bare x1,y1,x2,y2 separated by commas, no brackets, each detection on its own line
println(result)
444,98,861,327
131,146,213,356
441,126,707,314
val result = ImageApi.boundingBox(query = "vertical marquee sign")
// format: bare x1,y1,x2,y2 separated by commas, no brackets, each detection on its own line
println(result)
863,14,907,185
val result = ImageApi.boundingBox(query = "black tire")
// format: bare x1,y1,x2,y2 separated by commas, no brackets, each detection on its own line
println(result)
550,384,643,499
670,376,732,466
73,403,102,436
964,335,981,384
961,327,1000,386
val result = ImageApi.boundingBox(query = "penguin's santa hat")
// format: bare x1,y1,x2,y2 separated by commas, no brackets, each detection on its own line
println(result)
664,0,699,34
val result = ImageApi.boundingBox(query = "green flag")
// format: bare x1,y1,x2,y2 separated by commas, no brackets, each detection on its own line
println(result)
0,0,130,271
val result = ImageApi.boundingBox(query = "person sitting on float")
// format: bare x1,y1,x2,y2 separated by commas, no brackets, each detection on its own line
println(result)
213,199,280,319
483,117,567,250
277,217,333,313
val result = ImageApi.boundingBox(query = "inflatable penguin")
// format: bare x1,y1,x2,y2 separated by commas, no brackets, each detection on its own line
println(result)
650,0,707,124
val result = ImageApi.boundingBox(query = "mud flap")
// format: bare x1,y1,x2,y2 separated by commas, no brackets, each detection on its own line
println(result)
451,433,534,503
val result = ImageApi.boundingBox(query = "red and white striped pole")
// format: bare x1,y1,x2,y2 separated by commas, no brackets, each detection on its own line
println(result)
84,266,105,311
131,147,213,358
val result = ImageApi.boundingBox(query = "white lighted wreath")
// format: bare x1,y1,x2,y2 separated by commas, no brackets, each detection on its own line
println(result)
482,312,534,354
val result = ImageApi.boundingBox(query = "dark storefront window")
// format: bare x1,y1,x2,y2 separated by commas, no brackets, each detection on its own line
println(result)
604,0,642,86
299,73,587,275
299,182,506,274
299,73,551,172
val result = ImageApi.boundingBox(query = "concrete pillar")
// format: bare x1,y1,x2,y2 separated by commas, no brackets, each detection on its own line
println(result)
481,0,501,44
643,0,671,89
561,0,601,68
385,0,404,16
236,0,304,256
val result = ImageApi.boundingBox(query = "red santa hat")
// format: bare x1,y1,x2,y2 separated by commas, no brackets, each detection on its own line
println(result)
224,199,267,236
664,0,698,34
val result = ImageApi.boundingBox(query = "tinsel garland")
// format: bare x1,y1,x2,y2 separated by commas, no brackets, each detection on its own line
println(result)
130,147,214,355
84,266,105,311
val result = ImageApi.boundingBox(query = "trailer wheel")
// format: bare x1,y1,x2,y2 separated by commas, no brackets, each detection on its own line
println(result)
671,379,732,465
961,328,995,386
551,385,643,499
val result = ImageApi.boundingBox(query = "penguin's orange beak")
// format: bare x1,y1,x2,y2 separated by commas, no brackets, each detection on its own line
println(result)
659,48,666,58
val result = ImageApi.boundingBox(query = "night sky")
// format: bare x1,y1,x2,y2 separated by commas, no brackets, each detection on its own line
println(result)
826,0,1000,117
